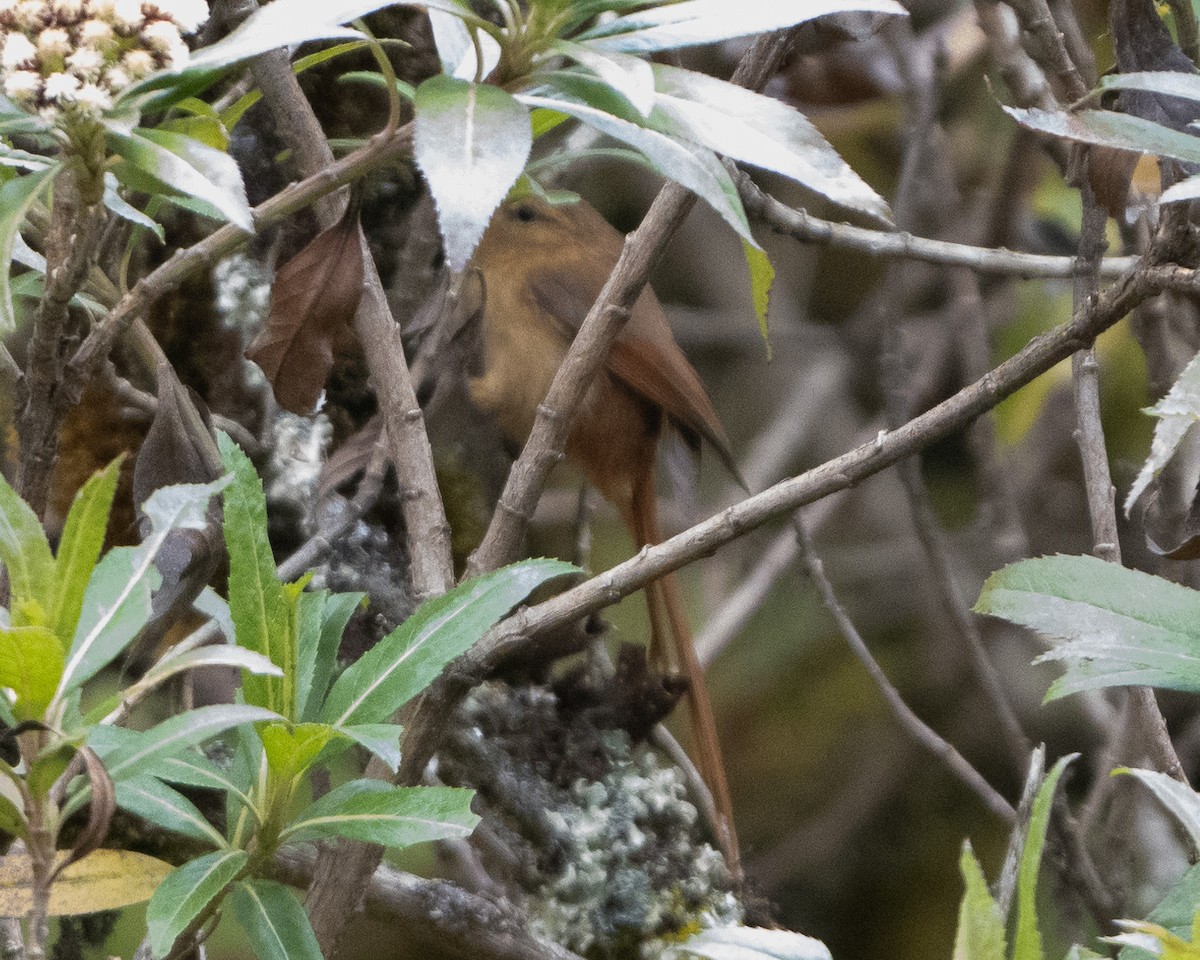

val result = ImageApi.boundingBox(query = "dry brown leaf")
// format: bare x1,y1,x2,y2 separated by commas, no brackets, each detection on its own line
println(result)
53,746,114,880
247,202,365,414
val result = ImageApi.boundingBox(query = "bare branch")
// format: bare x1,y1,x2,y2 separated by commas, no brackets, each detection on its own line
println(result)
794,513,1016,823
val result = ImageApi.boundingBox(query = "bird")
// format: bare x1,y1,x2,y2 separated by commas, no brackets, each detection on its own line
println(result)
460,193,741,870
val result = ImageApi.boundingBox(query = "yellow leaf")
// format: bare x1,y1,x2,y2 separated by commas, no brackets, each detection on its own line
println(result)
0,849,172,916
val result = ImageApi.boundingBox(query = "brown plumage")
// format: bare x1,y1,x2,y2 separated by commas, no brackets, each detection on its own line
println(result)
464,195,740,869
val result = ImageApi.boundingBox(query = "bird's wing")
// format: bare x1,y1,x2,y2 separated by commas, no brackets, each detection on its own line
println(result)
529,268,743,486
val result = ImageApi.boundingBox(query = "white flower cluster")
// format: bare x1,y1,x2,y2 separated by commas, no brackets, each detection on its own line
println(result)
0,0,209,119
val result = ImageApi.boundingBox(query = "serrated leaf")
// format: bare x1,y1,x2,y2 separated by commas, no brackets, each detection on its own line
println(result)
228,878,323,960
52,457,122,646
517,83,753,244
649,63,893,224
56,476,230,698
105,127,252,231
1126,350,1200,514
323,559,578,726
116,776,227,848
0,626,63,719
281,779,478,847
975,555,1200,700
553,41,656,117
415,76,533,272
0,467,55,619
579,0,906,53
1013,754,1076,960
1116,767,1200,848
0,849,173,917
146,849,248,956
219,434,293,716
0,163,59,332
246,202,364,414
954,841,1007,960
669,926,833,960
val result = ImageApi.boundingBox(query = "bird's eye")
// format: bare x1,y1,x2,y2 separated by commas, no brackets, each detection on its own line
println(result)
514,203,537,223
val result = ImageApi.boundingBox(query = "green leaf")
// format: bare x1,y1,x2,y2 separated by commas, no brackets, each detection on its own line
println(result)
1126,350,1200,514
0,626,63,720
743,240,774,357
519,76,755,244
57,476,230,697
578,0,907,53
296,590,362,723
0,163,59,332
105,127,252,231
260,722,336,781
228,878,323,960
648,63,894,224
1013,754,1076,960
52,457,122,646
552,41,655,116
0,467,55,618
1115,767,1200,848
219,434,293,717
975,555,1200,700
146,849,248,957
954,841,1007,960
93,646,282,724
335,723,403,773
414,76,533,272
1097,71,1200,105
115,777,227,848
1117,864,1200,960
97,703,280,784
104,172,166,242
323,559,578,726
0,788,25,840
282,779,478,847
155,751,258,811
1005,106,1200,167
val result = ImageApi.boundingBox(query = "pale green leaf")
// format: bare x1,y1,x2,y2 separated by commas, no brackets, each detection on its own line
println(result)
414,76,533,271
105,127,252,230
1126,350,1200,514
579,0,906,53
975,555,1200,700
1116,767,1200,848
669,926,833,960
0,164,59,331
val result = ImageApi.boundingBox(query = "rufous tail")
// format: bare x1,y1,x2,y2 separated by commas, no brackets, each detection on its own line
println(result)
629,471,741,877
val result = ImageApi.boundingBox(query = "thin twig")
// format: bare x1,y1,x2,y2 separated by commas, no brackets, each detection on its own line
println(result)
794,513,1015,823
735,169,1138,280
